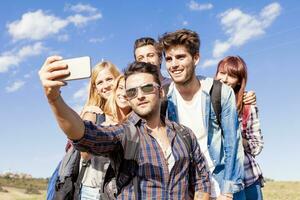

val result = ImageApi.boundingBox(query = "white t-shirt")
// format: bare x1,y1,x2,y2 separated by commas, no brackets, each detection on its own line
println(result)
174,85,220,197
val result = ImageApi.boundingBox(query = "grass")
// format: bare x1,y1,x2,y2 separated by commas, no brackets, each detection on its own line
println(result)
262,181,300,200
0,177,300,199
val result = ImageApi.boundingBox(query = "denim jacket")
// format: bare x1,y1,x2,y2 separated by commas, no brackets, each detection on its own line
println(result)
166,76,244,194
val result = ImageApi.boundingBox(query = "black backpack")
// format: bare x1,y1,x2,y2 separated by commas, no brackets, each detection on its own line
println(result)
47,114,106,200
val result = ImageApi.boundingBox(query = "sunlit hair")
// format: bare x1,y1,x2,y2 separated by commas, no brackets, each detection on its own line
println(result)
216,56,248,115
103,75,131,122
133,37,162,61
159,29,200,57
84,61,121,111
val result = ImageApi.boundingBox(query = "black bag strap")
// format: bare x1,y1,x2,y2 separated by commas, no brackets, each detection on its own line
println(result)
173,123,192,157
210,80,222,129
73,159,91,200
160,82,171,118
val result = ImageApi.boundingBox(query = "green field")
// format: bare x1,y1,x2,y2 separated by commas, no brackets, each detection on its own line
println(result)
1,177,300,200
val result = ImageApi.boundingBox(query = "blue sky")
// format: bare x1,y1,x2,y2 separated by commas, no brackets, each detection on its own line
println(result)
0,0,299,181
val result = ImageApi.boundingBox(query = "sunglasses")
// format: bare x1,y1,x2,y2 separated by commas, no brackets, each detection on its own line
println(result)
126,82,160,99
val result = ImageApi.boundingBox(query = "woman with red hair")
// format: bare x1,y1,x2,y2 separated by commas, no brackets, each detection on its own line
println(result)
215,56,264,200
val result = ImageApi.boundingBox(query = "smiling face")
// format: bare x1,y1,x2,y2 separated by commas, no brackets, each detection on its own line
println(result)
164,45,199,86
126,72,161,119
135,45,161,68
115,78,130,109
216,66,239,89
95,68,116,99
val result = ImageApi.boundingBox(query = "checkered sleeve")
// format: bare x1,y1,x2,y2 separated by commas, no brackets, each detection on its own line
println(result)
72,120,124,156
243,105,264,156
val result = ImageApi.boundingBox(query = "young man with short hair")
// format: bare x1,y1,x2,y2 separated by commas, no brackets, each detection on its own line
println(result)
134,37,171,87
159,29,245,200
39,58,210,199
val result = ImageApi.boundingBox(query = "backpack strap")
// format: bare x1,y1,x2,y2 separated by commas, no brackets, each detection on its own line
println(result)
119,122,140,198
210,80,223,135
210,80,222,126
160,82,171,118
95,113,106,126
73,159,91,200
103,122,140,199
172,123,192,157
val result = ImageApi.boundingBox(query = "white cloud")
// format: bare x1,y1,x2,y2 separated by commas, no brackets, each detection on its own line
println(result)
0,42,45,73
213,40,231,58
7,10,68,41
17,42,45,58
5,80,25,93
57,34,69,42
67,3,98,13
89,37,105,43
182,20,189,26
73,84,88,102
0,55,20,73
188,1,213,11
202,58,219,68
67,13,102,27
7,4,102,41
202,2,281,67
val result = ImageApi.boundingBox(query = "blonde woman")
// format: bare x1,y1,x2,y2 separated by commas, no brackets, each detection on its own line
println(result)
78,61,123,200
81,61,121,123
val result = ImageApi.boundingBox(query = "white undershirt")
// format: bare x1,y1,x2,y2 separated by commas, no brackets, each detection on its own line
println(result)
174,85,220,197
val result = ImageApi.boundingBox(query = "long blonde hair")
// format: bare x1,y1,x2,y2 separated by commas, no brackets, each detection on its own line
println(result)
84,61,121,110
103,75,131,122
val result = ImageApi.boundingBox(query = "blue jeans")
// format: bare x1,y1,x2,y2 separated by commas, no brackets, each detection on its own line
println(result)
244,180,263,200
233,189,246,200
80,185,101,200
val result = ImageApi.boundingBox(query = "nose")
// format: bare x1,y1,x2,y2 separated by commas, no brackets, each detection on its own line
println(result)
136,88,145,100
143,57,149,63
170,59,179,69
103,81,111,89
221,74,228,83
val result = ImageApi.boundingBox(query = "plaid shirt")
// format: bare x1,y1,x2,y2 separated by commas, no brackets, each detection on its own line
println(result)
241,105,264,187
73,113,210,199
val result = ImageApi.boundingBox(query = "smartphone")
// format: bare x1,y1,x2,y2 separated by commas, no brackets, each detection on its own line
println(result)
57,56,91,81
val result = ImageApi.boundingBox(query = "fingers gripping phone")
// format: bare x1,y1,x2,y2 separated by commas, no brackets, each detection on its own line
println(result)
57,56,91,81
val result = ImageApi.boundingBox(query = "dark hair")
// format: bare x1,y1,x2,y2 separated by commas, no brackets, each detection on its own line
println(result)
159,29,200,57
133,37,162,60
216,56,247,115
124,61,161,86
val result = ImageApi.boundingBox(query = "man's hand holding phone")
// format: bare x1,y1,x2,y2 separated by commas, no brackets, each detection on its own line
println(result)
39,56,69,103
38,56,91,103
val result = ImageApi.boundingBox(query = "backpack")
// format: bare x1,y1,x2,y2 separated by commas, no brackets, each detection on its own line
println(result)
46,114,106,200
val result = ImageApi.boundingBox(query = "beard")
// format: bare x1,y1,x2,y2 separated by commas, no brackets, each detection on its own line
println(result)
131,101,161,121
172,70,195,87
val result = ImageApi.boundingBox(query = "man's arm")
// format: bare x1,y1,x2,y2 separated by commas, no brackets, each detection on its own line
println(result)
220,86,244,195
242,105,263,156
243,91,256,105
39,56,85,140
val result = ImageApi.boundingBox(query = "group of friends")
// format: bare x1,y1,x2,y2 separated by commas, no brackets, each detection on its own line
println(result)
40,29,264,200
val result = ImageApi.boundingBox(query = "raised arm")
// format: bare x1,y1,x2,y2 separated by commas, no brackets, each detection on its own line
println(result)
38,55,85,140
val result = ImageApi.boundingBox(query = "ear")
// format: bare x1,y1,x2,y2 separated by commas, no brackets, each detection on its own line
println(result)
159,87,165,99
193,52,200,66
